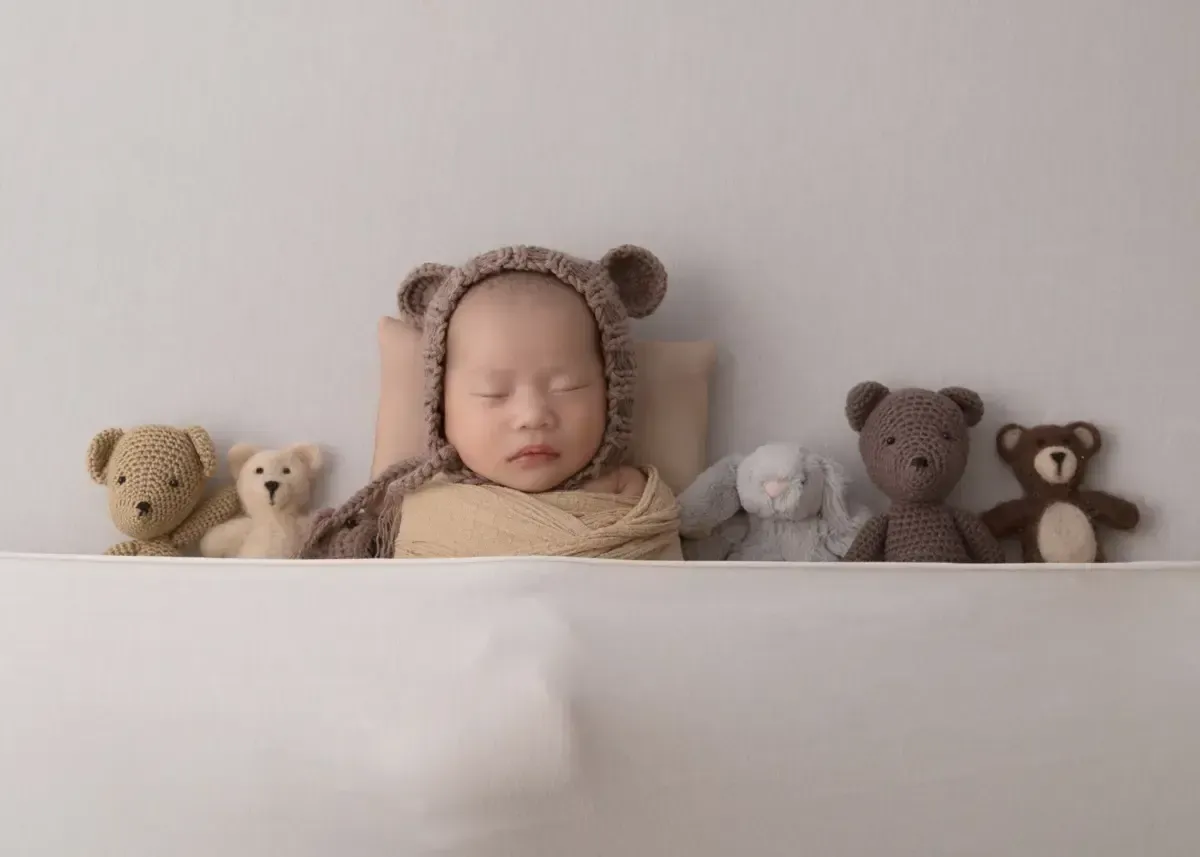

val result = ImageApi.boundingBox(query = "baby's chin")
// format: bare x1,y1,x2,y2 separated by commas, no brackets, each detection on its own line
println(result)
471,458,587,493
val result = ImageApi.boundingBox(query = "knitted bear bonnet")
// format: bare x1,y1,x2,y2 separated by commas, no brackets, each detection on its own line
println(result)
299,243,668,559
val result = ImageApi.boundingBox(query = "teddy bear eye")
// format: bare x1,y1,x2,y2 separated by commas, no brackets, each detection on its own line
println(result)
255,467,264,474
282,467,291,475
942,431,953,441
116,475,126,485
168,478,179,488
885,437,896,445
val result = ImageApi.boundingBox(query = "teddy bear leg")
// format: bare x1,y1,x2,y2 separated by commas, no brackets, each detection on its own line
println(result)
140,538,182,557
105,540,141,557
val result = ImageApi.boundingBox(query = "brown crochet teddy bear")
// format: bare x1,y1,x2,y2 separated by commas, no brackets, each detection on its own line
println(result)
87,424,241,557
981,422,1139,562
841,381,1005,564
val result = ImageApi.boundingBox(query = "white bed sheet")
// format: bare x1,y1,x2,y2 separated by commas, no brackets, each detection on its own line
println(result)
1,551,1199,856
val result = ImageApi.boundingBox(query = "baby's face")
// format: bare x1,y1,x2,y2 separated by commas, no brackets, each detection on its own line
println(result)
443,275,607,492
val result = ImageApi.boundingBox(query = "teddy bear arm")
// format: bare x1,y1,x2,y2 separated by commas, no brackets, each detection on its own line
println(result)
981,498,1038,539
199,517,255,558
950,508,1006,563
171,485,242,549
1076,489,1140,531
841,514,888,562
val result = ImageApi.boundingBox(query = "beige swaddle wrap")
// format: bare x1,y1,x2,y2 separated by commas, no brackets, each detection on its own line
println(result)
393,467,682,560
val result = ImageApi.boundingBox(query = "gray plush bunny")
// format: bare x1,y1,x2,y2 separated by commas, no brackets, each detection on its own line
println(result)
678,443,871,562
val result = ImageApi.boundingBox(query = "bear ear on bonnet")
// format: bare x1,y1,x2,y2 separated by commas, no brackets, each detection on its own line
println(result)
601,244,668,319
397,262,455,328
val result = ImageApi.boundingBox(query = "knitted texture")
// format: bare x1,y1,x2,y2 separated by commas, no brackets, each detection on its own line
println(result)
981,422,1139,562
87,424,241,556
298,244,668,560
840,383,1005,564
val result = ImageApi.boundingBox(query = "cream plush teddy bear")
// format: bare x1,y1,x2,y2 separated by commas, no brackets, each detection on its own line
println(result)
199,443,323,559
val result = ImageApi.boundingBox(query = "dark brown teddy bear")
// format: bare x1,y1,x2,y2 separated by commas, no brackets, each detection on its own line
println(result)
981,422,1139,563
841,382,1005,564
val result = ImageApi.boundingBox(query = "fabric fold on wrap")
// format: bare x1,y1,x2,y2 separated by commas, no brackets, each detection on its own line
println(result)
393,467,682,560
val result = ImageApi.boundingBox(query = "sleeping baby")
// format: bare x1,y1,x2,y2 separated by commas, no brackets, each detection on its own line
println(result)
298,244,683,561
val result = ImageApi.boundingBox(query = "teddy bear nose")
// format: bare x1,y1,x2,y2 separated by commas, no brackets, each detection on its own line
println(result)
265,481,280,495
911,456,929,469
136,501,151,516
763,480,788,498
1050,451,1066,465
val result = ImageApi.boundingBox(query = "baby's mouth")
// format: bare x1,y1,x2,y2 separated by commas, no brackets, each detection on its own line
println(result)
510,445,560,464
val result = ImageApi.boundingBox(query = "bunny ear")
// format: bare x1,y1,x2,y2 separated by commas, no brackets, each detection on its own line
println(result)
397,263,454,327
601,245,667,319
815,454,855,534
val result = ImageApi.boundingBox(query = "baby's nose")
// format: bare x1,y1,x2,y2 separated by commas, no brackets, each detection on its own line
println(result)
763,480,788,498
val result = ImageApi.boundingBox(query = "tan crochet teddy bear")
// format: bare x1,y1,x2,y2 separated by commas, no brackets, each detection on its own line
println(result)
87,424,241,557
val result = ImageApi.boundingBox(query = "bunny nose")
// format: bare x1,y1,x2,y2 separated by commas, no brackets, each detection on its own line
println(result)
763,480,788,498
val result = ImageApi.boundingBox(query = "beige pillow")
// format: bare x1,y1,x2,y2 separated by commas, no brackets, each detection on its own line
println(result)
373,316,717,494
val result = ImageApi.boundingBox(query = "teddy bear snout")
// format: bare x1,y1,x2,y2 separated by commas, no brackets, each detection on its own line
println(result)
911,456,930,470
265,480,280,495
135,500,152,516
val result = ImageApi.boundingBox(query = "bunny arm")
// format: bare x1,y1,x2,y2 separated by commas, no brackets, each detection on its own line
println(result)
1076,489,1140,531
841,514,888,562
171,485,242,550
950,508,1006,563
677,453,746,538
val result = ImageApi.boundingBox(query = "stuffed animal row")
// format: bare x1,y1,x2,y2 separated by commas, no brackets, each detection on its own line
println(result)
87,424,325,559
679,380,1140,564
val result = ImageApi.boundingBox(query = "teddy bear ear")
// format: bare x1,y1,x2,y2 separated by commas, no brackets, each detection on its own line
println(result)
184,427,218,479
397,263,454,328
227,443,260,477
287,443,324,473
86,428,124,484
601,245,667,319
1068,421,1101,453
845,381,890,432
996,424,1026,461
939,386,985,427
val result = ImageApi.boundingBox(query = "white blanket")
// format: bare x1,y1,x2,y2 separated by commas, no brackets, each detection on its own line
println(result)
1,552,1198,856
